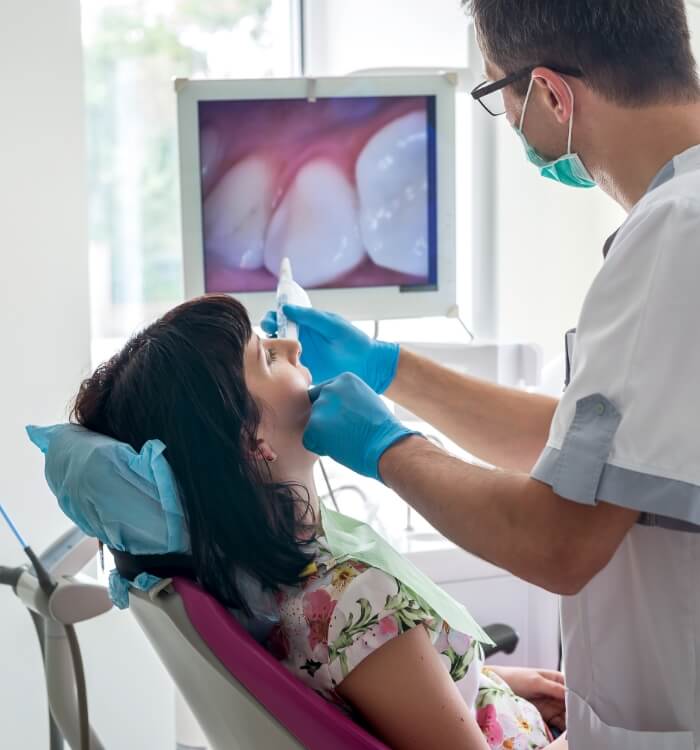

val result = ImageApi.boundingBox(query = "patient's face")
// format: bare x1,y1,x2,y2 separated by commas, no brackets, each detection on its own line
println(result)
243,333,314,463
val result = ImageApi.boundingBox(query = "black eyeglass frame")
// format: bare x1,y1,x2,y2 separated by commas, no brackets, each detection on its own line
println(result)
471,65,584,116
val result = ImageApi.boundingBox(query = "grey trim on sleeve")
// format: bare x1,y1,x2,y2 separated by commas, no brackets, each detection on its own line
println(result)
550,394,622,505
533,446,700,533
564,328,576,388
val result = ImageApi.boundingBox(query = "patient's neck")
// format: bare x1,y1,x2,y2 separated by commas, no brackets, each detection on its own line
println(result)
269,458,321,534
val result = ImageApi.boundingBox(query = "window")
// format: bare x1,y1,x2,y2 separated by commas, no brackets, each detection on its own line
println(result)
82,0,297,363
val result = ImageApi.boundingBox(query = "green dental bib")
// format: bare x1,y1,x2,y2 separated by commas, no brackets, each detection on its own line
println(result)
320,504,494,647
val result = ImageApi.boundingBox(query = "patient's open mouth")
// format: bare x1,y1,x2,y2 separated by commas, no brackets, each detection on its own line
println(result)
199,96,431,292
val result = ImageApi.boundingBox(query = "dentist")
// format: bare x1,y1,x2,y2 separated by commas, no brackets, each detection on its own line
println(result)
264,1,700,746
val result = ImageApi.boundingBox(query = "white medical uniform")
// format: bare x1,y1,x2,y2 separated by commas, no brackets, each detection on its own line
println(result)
532,144,700,749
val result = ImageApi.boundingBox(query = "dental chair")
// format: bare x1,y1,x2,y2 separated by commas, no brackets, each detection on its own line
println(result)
128,577,384,750
115,551,520,750
24,423,520,750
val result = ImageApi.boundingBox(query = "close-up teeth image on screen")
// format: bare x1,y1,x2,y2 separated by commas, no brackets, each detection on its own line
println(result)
198,95,437,294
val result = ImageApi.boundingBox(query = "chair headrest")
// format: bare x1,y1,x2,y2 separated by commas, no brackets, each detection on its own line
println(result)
26,423,190,555
26,423,279,625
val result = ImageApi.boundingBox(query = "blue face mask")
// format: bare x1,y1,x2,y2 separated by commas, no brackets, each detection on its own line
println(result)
515,77,596,189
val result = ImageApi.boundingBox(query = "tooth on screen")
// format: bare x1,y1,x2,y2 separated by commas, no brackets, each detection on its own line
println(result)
356,111,429,277
203,156,275,269
200,128,223,181
264,160,364,287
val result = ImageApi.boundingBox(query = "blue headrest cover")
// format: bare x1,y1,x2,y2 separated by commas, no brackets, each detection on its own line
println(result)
26,424,281,630
26,424,190,556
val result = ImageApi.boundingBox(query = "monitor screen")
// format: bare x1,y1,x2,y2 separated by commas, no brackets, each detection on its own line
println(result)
198,95,438,294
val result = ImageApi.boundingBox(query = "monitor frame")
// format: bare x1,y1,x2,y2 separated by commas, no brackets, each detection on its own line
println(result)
176,74,460,323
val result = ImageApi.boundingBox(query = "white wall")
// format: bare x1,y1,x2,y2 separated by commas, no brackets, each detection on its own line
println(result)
689,5,700,63
0,3,174,748
304,0,471,73
494,124,624,362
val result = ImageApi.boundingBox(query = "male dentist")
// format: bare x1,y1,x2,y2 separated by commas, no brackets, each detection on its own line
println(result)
264,1,700,746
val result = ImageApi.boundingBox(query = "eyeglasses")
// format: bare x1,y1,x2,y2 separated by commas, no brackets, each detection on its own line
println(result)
471,65,584,117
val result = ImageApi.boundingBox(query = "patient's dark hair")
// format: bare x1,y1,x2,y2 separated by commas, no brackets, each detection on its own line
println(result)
72,294,315,613
467,0,700,105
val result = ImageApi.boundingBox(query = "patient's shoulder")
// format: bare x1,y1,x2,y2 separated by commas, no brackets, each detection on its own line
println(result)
268,557,440,701
327,564,441,681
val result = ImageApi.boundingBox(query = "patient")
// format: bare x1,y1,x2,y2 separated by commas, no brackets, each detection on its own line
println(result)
72,295,567,750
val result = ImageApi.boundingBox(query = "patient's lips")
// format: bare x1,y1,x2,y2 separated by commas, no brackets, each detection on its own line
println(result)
264,159,364,287
356,111,429,277
203,155,276,270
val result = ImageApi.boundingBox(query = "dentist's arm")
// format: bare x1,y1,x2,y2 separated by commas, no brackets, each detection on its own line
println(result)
262,306,556,472
386,347,557,472
379,435,639,595
305,375,639,596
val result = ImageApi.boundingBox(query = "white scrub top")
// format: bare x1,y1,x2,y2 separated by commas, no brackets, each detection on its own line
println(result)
532,144,700,749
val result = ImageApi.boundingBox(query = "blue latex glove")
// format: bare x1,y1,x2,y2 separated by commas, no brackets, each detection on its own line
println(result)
303,373,421,482
260,306,399,394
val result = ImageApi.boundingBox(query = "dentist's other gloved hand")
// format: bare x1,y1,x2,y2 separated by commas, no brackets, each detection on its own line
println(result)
260,306,399,393
304,373,421,481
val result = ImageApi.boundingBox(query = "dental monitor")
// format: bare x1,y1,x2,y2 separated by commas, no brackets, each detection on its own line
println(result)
177,75,461,322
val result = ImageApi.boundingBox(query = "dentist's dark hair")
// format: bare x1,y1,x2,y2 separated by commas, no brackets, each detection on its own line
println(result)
71,294,315,613
466,0,700,105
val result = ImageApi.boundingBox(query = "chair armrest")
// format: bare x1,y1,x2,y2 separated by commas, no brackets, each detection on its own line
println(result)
481,623,519,659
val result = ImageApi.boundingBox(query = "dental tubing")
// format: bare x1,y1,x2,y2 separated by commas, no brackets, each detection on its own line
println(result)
276,257,311,341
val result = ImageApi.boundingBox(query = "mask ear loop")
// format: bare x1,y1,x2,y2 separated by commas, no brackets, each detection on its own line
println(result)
518,76,537,132
519,75,577,155
562,79,575,155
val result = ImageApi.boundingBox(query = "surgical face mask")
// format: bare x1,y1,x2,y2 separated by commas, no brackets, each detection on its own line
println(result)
515,77,596,189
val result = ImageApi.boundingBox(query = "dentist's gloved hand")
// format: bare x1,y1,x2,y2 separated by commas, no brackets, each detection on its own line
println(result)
304,373,421,481
260,306,399,394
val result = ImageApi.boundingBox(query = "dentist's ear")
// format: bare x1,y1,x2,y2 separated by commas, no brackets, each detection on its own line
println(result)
531,67,575,124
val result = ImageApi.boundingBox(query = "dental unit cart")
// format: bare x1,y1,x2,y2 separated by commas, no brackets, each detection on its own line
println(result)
0,507,109,750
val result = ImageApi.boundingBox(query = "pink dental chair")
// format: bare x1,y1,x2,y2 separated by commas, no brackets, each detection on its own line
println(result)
128,575,390,750
121,553,519,750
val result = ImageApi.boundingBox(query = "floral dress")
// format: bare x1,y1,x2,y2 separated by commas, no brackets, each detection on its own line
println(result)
264,536,552,749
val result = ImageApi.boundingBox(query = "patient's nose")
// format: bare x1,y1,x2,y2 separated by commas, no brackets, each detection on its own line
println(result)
281,338,302,364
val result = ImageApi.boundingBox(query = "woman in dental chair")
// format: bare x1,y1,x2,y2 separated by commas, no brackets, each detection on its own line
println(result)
72,295,567,750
